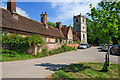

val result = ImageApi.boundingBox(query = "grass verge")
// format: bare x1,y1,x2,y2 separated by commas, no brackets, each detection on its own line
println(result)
51,63,119,79
1,45,75,62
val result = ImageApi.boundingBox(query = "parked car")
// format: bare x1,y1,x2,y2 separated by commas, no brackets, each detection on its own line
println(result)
110,44,120,56
102,44,113,51
87,44,89,48
78,43,87,49
99,44,104,49
90,44,93,47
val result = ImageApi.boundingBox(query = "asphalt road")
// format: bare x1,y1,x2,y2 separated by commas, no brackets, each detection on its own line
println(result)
1,47,119,78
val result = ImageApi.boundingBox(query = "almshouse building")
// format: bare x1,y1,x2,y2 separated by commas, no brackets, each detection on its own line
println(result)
1,0,83,55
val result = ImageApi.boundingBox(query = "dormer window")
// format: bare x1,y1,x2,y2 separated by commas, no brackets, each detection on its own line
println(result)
13,16,18,19
46,25,48,29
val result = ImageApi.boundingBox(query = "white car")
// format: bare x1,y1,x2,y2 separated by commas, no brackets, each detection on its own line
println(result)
102,44,113,51
78,43,87,49
99,44,104,49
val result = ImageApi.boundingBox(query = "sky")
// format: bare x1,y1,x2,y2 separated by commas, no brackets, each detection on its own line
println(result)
1,0,101,26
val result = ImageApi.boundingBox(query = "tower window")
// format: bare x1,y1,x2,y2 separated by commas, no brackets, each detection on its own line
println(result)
76,19,78,22
83,19,84,22
83,34,85,39
83,27,84,29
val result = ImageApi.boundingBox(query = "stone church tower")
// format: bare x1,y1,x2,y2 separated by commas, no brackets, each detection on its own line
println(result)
73,13,87,43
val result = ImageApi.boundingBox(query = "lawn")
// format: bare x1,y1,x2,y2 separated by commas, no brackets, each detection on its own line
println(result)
1,53,34,62
52,63,119,79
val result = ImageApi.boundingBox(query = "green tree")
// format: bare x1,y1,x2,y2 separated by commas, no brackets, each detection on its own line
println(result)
87,18,103,45
88,1,120,71
47,22,56,28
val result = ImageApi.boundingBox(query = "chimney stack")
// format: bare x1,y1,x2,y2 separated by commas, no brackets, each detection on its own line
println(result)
41,12,47,24
7,0,16,12
56,22,61,31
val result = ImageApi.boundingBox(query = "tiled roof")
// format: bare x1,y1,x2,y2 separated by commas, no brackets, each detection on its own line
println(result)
73,35,80,41
1,8,65,38
61,27,69,39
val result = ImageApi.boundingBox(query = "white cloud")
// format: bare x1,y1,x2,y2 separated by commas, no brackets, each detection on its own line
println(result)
16,7,29,17
48,0,101,25
1,3,29,18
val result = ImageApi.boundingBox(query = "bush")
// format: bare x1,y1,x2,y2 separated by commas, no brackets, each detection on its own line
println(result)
42,48,49,56
2,34,45,53
53,49,59,54
49,50,55,55
74,41,77,44
2,49,18,55
34,52,43,58
77,40,81,43
59,48,64,53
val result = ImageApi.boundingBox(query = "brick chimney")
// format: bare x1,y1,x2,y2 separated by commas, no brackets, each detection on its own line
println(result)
56,22,61,31
7,0,16,12
41,12,47,24
7,0,18,19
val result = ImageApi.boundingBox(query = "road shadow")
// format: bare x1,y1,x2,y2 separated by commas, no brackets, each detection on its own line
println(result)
98,49,103,52
35,63,68,71
110,54,120,56
35,63,91,72
97,48,101,49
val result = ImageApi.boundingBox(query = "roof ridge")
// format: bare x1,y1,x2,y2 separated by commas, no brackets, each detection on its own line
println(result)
2,8,44,25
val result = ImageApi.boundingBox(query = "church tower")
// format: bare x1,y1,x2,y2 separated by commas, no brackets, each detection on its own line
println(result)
73,13,87,43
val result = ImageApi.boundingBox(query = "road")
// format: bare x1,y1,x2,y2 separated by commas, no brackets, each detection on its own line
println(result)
2,47,119,78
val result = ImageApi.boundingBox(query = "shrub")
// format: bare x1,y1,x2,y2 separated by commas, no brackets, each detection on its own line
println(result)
42,48,49,56
70,47,74,50
49,50,55,55
74,41,77,44
59,48,64,53
2,34,45,53
77,40,81,43
72,47,75,50
34,52,42,58
2,49,18,55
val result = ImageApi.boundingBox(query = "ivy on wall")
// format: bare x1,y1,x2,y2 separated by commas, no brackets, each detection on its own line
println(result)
2,34,45,53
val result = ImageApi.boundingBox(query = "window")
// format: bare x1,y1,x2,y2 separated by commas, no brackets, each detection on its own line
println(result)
51,39,55,43
76,19,78,22
83,27,84,29
83,19,84,22
83,34,85,39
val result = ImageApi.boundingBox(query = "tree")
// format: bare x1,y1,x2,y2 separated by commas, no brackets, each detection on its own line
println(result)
86,18,103,45
88,1,120,71
47,22,56,28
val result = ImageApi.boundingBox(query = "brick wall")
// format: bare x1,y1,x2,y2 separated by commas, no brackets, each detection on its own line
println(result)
43,43,62,51
66,44,79,48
